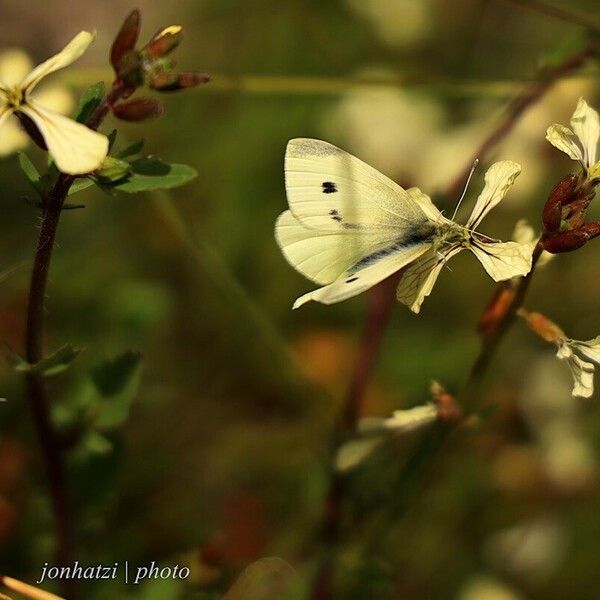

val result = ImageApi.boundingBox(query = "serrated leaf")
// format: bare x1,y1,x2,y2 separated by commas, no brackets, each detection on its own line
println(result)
18,153,43,195
111,162,197,193
12,344,81,377
91,351,142,430
75,82,105,123
117,139,144,158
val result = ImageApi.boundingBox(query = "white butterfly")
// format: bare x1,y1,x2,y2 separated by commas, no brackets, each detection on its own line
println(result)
275,138,535,313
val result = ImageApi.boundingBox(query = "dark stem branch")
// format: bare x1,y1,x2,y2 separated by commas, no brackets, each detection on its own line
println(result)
23,79,126,595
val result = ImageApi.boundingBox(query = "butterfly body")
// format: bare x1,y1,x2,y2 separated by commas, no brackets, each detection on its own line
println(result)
276,138,535,312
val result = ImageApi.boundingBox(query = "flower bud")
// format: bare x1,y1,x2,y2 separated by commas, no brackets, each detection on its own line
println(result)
542,174,579,233
96,157,131,183
113,98,164,121
149,71,210,92
110,10,141,72
116,51,144,88
517,309,565,343
477,286,516,336
144,25,183,58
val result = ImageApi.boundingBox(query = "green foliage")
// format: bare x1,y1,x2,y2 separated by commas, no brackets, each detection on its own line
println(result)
107,159,197,193
75,81,106,123
17,152,43,195
9,344,81,377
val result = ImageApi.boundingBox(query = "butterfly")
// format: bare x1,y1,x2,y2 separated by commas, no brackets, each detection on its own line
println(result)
275,138,535,313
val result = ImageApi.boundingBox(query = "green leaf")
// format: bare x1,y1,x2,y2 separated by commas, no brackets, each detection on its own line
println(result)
68,178,95,196
110,162,197,193
81,431,113,456
18,153,43,195
96,157,131,183
117,139,144,158
75,82,105,123
107,129,118,151
91,351,142,430
12,344,81,377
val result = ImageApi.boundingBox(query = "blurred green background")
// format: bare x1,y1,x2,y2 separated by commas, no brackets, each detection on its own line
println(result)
0,0,599,598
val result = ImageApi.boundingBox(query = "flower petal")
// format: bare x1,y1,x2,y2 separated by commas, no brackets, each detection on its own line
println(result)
572,336,600,365
33,85,74,115
570,97,599,168
0,49,33,87
563,352,594,398
383,403,439,432
470,238,534,282
545,124,584,163
20,100,108,174
512,219,553,268
20,31,95,93
466,160,521,230
0,113,28,155
406,187,446,223
396,245,462,313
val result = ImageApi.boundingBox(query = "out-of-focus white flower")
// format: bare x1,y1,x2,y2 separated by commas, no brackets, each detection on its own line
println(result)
520,310,600,398
457,574,524,600
512,219,553,267
335,401,440,472
345,0,433,48
0,32,108,174
546,97,600,180
483,517,567,584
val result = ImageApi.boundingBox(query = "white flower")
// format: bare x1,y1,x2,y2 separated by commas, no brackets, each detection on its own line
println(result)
397,161,535,313
0,32,108,175
546,97,600,180
512,219,553,267
555,336,600,398
0,49,74,157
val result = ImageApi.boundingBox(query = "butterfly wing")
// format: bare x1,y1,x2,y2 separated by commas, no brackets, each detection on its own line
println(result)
292,241,433,308
277,138,439,296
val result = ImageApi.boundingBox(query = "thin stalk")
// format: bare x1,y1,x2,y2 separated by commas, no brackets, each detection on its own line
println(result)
23,80,126,596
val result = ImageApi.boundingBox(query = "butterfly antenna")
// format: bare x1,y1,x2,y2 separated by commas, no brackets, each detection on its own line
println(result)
451,158,479,221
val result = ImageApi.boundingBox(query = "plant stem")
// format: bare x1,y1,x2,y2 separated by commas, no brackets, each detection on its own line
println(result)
23,80,126,594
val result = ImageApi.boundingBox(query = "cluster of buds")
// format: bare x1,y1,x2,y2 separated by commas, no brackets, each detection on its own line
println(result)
542,98,600,253
541,173,600,253
109,10,209,122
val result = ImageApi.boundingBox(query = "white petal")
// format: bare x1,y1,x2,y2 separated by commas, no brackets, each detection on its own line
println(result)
383,403,439,432
512,219,553,268
563,353,594,398
20,31,95,93
0,49,33,87
33,85,74,116
0,113,28,155
470,238,534,282
466,160,521,230
335,437,383,472
406,187,446,223
570,97,599,168
545,124,585,163
396,246,462,313
572,336,600,365
20,100,108,175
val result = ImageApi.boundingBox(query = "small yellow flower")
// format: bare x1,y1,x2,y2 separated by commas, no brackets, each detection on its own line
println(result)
0,32,108,175
546,97,600,180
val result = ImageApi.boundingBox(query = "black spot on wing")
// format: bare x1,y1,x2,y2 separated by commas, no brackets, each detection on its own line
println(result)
329,209,342,222
322,181,337,194
346,276,359,283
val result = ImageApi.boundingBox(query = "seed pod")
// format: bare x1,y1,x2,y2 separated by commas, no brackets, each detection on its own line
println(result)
477,285,516,336
111,10,141,72
113,98,164,121
518,309,565,344
144,25,183,58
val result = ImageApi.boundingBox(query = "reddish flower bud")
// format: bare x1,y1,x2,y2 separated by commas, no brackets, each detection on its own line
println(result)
144,25,183,58
543,222,600,253
517,309,565,343
477,286,516,336
111,10,141,72
113,98,164,121
542,174,579,233
149,71,210,92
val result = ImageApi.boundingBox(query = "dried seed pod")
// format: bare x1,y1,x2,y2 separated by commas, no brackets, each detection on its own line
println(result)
518,309,565,343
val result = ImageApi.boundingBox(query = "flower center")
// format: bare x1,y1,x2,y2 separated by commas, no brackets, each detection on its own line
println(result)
5,86,26,109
